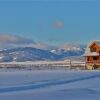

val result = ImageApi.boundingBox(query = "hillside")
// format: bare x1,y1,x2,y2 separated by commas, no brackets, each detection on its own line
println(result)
0,44,86,62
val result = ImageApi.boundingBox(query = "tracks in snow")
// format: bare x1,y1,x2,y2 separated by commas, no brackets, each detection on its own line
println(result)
0,73,100,93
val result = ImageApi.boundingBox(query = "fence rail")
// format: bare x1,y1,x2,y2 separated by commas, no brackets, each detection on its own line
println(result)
0,61,85,70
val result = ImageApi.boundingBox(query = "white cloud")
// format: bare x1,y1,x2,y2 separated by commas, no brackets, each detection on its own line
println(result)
0,34,36,49
0,34,35,44
0,34,57,50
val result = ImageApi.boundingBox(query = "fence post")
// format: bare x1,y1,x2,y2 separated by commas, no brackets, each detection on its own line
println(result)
70,59,72,69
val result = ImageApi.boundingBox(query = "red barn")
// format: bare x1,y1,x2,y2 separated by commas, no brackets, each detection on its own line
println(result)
84,41,100,69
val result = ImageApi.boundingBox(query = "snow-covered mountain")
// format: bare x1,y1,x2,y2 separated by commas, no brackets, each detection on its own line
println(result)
50,43,86,58
0,47,60,62
0,43,86,62
0,34,86,62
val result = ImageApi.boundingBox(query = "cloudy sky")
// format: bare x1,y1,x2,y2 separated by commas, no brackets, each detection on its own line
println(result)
0,0,100,45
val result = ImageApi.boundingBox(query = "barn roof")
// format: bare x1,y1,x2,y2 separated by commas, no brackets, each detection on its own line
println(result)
84,40,100,56
89,40,100,47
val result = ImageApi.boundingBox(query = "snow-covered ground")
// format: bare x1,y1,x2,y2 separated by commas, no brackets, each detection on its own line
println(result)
0,70,100,100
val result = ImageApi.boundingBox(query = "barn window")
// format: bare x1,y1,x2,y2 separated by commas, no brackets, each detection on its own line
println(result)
99,50,100,55
87,57,90,61
93,56,98,60
91,47,96,52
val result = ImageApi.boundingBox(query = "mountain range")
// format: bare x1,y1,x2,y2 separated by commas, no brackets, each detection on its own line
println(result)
0,44,86,62
0,34,86,62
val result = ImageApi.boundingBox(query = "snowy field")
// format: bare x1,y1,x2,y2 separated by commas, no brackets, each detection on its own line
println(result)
0,70,100,100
